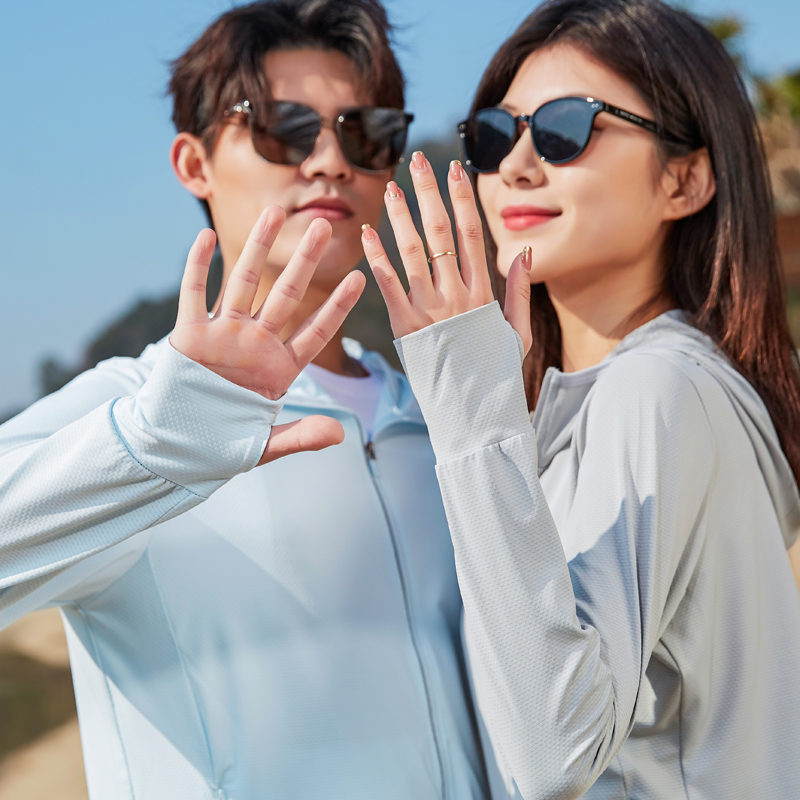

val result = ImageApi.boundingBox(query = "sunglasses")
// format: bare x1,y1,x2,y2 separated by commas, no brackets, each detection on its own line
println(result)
459,96,681,171
225,100,414,173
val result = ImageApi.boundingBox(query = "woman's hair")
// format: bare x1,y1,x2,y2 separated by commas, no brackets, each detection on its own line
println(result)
168,0,405,224
474,0,800,486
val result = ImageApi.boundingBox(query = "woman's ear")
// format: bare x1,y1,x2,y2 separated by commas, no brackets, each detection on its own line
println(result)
170,133,211,200
661,148,716,221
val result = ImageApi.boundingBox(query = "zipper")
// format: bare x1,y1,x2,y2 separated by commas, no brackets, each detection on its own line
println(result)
284,397,448,797
362,434,447,800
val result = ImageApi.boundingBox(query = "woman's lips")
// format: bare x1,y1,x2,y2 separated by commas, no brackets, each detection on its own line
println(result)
501,205,561,231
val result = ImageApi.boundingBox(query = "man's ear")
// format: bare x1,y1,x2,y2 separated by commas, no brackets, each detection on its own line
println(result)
661,148,716,221
170,132,211,200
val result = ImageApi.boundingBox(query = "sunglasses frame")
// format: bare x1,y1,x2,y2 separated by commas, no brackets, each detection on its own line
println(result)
459,96,670,172
225,99,414,173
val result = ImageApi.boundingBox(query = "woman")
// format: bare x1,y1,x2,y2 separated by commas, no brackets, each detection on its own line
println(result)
362,0,800,797
0,2,488,798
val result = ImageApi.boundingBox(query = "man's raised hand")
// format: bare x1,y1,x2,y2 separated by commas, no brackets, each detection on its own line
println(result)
170,206,365,464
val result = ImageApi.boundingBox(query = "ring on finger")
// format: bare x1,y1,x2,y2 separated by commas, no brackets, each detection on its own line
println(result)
428,251,458,263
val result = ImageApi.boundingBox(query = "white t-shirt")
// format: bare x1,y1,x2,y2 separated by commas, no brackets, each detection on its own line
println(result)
305,363,384,439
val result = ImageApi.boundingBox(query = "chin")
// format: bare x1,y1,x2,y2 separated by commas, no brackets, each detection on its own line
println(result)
314,241,363,282
270,234,360,277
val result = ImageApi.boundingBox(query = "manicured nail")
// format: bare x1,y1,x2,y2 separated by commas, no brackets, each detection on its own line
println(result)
361,223,376,241
449,160,464,181
411,151,426,170
522,245,532,271
386,181,402,199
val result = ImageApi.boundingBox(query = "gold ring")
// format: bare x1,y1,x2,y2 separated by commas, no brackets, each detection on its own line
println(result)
428,251,458,263
388,191,401,199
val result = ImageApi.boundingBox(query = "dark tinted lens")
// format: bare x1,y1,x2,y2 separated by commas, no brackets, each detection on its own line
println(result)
463,108,517,172
531,98,595,163
250,102,320,165
338,108,410,171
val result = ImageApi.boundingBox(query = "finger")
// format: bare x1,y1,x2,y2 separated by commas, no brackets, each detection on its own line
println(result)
448,160,492,299
408,150,459,291
361,223,416,337
176,229,217,324
256,218,332,334
384,180,434,303
284,270,366,367
258,416,345,465
503,246,533,355
219,206,286,317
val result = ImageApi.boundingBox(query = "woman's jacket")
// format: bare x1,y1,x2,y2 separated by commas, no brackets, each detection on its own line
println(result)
396,303,800,800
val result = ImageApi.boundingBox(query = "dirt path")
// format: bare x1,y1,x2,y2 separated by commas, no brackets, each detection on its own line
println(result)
0,719,88,800
0,609,88,800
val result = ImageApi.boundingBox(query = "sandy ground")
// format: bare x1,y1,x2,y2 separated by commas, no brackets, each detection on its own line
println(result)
0,609,88,800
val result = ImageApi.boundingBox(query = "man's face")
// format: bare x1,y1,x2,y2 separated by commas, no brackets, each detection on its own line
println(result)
202,48,391,293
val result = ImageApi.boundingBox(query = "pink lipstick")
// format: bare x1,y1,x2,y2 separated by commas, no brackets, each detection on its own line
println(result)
501,205,561,231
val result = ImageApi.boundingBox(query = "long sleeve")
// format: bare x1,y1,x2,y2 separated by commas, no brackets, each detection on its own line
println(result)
395,302,715,800
0,341,282,625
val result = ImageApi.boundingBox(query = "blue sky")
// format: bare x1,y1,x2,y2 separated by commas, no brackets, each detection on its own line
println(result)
1,0,798,414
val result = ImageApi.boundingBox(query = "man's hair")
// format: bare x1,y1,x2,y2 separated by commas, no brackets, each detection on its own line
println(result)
168,0,405,224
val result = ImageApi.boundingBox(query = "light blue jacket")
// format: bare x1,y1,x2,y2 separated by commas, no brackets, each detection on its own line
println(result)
0,336,487,800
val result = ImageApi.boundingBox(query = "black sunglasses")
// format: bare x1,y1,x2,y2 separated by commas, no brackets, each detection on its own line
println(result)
225,100,414,173
459,96,684,171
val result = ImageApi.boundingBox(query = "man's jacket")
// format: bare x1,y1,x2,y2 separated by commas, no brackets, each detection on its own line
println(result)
0,336,487,800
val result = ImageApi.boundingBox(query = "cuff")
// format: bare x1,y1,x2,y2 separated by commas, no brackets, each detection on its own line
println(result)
112,341,283,497
394,302,532,463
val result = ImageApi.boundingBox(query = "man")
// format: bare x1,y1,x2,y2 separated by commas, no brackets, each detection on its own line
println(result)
0,1,487,798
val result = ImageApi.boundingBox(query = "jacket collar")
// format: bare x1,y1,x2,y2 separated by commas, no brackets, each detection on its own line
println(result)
532,311,706,473
284,338,425,431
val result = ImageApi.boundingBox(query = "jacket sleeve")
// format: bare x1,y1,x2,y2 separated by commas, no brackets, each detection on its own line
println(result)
395,302,715,800
0,341,282,625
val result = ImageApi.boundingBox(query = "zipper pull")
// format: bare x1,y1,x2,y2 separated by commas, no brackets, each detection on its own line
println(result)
365,440,376,460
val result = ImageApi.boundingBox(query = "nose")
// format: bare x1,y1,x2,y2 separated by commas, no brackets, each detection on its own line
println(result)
300,126,353,182
498,127,546,189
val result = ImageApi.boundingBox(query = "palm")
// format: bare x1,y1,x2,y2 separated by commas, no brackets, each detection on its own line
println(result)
173,318,306,401
170,206,365,461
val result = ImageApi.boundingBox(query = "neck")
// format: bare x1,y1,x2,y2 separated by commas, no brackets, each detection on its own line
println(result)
546,255,673,374
213,247,366,378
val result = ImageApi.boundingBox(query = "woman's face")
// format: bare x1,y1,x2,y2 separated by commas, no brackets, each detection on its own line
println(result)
204,49,390,291
477,44,672,292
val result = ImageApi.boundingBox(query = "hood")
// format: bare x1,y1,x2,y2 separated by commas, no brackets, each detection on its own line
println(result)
533,310,800,549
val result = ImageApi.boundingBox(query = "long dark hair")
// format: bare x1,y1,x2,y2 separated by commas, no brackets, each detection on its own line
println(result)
474,0,800,486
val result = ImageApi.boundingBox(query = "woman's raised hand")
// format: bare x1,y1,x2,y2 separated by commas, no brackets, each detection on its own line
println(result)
170,206,366,464
361,152,532,353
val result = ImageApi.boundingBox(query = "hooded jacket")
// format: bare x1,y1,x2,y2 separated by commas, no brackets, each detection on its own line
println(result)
0,336,487,800
395,303,800,800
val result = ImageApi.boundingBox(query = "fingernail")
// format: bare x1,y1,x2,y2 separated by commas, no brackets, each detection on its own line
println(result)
361,223,376,241
522,245,532,271
411,151,426,170
449,160,464,181
386,181,402,199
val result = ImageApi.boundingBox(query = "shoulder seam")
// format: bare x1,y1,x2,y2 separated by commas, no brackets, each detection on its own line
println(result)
594,350,716,442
